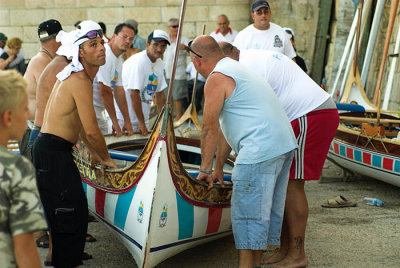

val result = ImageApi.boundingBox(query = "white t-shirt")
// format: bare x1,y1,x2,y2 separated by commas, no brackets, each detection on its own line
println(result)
164,35,189,80
233,23,296,59
120,50,167,130
93,43,123,109
239,49,329,121
210,28,238,44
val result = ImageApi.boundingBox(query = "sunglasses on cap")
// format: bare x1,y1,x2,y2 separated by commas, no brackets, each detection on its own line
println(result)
188,40,202,58
74,30,103,43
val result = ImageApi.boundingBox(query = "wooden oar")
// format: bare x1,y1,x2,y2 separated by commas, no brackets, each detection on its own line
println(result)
372,0,399,107
338,0,374,107
340,0,365,104
340,116,400,125
173,25,206,130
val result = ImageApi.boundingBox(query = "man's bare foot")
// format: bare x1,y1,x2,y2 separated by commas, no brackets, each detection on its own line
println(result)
268,255,309,268
261,251,287,265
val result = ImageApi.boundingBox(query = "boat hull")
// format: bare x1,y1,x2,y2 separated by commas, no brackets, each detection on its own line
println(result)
328,139,400,187
328,111,400,187
75,106,233,267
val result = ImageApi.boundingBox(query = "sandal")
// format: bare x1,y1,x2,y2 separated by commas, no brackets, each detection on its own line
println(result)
36,233,49,248
85,233,97,242
321,195,357,208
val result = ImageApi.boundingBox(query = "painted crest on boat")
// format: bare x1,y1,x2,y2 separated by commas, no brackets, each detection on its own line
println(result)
137,201,144,223
159,204,168,228
273,35,283,48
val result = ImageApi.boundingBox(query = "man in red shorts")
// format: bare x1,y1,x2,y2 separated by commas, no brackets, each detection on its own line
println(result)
219,42,339,268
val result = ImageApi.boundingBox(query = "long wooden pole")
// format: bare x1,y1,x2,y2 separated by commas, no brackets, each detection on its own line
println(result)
353,0,363,77
189,24,206,106
372,0,399,106
166,0,187,105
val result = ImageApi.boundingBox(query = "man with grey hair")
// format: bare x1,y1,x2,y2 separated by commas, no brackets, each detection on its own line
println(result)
126,19,146,51
210,14,238,44
164,18,190,120
20,19,62,159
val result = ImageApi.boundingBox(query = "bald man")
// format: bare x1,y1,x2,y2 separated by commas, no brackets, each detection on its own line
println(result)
209,14,238,44
219,42,339,267
189,36,297,268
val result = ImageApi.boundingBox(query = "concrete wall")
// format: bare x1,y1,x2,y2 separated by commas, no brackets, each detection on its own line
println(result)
267,0,320,74
0,0,253,60
0,0,319,67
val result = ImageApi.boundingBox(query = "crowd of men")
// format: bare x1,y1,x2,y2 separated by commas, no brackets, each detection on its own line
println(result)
0,1,338,267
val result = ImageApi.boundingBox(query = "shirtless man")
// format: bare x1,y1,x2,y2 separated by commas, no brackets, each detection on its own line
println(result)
20,20,62,159
32,21,116,267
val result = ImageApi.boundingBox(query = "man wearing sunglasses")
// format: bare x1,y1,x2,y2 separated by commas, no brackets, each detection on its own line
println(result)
93,23,134,137
233,0,296,60
122,30,168,136
219,41,339,268
32,21,117,267
191,35,297,268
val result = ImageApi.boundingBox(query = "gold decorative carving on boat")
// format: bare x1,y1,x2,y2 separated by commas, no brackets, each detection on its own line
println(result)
73,119,161,191
165,112,232,206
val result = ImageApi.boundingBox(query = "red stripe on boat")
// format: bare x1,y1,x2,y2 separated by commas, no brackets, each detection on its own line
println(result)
95,189,106,217
333,143,339,154
383,158,394,171
363,152,371,165
206,208,223,234
346,147,353,159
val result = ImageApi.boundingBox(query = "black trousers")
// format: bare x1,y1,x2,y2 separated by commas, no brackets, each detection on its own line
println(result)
32,133,88,268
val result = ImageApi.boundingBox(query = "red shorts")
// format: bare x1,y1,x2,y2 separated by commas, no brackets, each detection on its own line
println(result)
289,109,339,180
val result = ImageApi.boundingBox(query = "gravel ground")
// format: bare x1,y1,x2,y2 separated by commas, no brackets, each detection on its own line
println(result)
39,161,400,267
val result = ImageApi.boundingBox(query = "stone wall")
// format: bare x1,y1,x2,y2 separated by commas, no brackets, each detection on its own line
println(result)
0,0,252,60
0,0,320,68
267,0,320,73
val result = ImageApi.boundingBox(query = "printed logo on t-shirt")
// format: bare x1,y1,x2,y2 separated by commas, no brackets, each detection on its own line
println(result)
273,35,283,48
111,70,119,88
272,53,282,60
141,72,159,102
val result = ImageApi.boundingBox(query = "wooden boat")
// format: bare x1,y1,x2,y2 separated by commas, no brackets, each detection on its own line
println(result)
72,104,234,267
328,111,400,187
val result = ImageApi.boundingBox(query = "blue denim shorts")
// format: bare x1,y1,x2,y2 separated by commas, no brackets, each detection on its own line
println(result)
231,151,294,250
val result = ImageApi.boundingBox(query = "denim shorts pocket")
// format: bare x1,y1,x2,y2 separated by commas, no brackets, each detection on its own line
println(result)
53,207,79,234
232,179,263,221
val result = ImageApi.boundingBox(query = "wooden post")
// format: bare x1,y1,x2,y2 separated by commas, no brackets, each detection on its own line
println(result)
310,0,333,84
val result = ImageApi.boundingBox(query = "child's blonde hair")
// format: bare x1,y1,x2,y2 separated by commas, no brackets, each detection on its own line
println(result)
0,70,27,114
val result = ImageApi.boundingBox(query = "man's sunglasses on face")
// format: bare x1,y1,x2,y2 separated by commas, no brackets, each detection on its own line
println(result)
188,40,202,58
255,8,269,16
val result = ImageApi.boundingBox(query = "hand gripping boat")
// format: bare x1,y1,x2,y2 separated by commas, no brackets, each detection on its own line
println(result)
72,104,234,267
